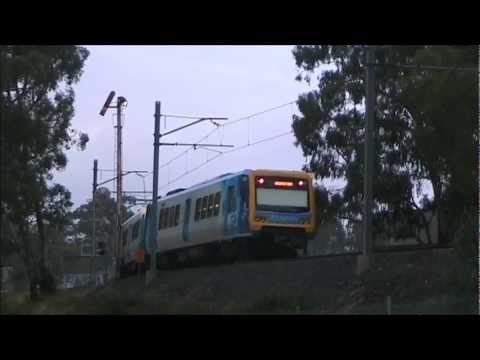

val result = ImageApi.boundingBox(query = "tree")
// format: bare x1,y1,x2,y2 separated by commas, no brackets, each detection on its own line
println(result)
292,46,477,248
399,46,478,244
310,186,355,254
70,187,133,256
35,184,74,292
0,46,89,298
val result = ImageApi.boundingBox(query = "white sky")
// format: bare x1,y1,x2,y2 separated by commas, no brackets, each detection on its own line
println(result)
53,45,346,209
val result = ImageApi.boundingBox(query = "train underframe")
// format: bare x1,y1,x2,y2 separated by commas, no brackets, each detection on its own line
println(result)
120,228,309,278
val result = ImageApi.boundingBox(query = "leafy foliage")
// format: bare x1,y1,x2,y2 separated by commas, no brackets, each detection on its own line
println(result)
292,46,477,246
70,187,133,255
0,46,89,298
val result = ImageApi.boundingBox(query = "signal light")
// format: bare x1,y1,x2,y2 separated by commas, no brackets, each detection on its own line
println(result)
298,180,305,187
257,178,265,185
99,91,115,116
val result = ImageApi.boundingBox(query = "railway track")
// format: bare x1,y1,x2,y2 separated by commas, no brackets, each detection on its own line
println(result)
123,242,456,275
237,245,454,263
203,244,455,268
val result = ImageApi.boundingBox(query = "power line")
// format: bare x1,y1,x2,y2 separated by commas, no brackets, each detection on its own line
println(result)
157,130,294,191
222,100,296,128
158,153,222,192
161,114,215,120
377,62,478,72
154,100,297,175
157,127,219,171
223,131,293,155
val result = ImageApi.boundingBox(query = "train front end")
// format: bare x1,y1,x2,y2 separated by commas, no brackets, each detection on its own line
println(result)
249,170,315,252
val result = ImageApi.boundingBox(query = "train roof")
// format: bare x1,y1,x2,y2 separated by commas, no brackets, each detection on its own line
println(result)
159,168,311,201
122,168,312,226
122,206,146,227
159,169,252,201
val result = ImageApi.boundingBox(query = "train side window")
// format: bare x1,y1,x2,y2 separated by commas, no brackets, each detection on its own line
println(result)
207,194,214,217
132,221,140,240
122,229,128,247
139,218,144,242
227,185,236,213
201,196,208,219
159,209,163,230
194,199,201,222
168,206,175,227
165,207,170,228
167,206,173,227
163,207,169,229
174,205,180,226
213,192,221,216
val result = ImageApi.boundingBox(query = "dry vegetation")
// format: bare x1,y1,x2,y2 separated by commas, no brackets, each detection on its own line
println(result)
1,248,477,315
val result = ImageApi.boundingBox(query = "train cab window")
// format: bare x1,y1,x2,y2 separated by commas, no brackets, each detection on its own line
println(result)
213,192,221,216
132,221,140,240
174,205,180,226
201,196,208,219
207,194,214,217
194,199,201,222
227,185,236,213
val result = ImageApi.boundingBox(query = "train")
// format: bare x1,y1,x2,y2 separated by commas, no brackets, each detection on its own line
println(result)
118,169,316,276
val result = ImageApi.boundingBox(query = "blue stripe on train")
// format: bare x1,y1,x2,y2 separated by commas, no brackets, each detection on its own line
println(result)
255,210,310,225
223,173,250,237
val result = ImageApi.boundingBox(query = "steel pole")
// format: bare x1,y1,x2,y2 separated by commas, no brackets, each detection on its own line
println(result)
90,160,98,285
116,101,123,279
146,101,161,285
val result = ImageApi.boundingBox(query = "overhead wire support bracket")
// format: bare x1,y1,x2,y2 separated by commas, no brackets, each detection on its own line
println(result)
159,142,234,148
95,170,149,188
159,117,228,138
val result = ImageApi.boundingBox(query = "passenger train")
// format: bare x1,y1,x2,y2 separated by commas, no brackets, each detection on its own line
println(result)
118,169,316,276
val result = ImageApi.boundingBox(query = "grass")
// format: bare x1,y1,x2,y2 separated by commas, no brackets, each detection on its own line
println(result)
70,287,141,314
1,287,89,314
246,289,306,314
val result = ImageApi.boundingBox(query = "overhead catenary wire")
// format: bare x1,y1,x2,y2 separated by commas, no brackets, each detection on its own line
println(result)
120,56,477,202
223,131,293,155
158,130,294,192
153,101,299,191
154,100,297,173
158,153,223,192
376,62,478,72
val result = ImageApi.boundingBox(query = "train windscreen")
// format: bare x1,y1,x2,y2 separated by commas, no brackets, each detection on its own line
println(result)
255,176,309,213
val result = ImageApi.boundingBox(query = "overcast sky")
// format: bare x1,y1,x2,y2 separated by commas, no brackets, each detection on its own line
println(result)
52,45,344,210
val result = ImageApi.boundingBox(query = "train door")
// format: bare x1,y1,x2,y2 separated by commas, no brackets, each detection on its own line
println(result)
143,204,152,253
224,179,238,237
224,175,250,237
183,199,192,242
238,174,249,231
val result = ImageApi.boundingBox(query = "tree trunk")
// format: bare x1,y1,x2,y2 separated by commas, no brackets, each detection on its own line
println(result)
35,203,56,294
419,211,432,244
429,172,448,245
17,220,39,300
